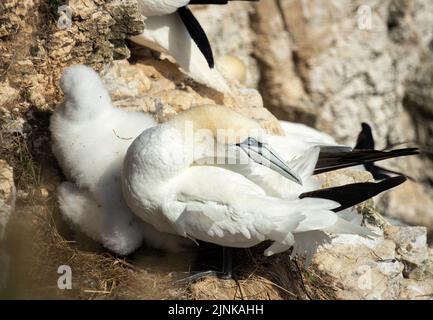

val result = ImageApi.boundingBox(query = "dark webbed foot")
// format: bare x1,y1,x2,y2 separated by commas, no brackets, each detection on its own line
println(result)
170,246,234,284
170,270,219,285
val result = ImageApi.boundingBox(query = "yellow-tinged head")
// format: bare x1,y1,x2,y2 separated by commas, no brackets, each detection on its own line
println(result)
171,105,262,145
169,105,302,185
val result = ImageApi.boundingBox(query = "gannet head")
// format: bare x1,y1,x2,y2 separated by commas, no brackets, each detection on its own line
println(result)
60,65,111,117
170,105,303,185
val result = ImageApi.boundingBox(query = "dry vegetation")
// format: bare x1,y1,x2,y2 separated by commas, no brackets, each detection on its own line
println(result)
0,0,339,301
0,117,339,299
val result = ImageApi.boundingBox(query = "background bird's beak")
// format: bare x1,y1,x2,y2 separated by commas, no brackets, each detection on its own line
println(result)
238,139,303,185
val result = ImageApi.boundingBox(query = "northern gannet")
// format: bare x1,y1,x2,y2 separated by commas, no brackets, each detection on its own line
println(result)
50,65,190,255
122,105,402,278
131,0,257,93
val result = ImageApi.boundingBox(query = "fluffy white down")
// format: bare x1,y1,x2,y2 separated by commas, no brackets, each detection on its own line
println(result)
51,65,190,255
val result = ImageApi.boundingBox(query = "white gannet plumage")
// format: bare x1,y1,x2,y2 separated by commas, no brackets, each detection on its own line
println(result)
279,120,337,146
220,120,345,200
122,105,374,260
137,0,190,16
50,65,190,255
130,13,231,93
206,119,361,263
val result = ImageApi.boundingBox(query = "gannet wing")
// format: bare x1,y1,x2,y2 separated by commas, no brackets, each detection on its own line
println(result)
277,121,353,156
169,166,340,252
130,14,231,93
314,148,419,175
300,176,407,212
218,146,322,199
278,121,337,145
177,6,214,68
277,121,419,176
269,129,419,177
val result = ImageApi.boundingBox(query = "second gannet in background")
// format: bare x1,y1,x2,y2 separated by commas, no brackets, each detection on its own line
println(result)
131,0,257,93
50,65,190,255
122,105,405,278
353,122,417,180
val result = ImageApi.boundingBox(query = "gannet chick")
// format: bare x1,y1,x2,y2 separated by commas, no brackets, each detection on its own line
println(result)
122,105,374,264
51,64,190,255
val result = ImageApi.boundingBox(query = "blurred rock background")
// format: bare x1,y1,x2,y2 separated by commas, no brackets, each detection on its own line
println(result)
194,0,433,231
1,0,433,299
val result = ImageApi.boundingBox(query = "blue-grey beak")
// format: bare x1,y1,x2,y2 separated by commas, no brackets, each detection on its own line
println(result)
237,137,303,186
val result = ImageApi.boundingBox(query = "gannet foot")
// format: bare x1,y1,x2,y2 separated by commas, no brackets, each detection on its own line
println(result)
170,270,233,285
170,246,234,284
170,270,219,285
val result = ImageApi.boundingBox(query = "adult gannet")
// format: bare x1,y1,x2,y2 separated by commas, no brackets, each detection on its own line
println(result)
122,105,398,278
131,0,257,93
50,65,190,255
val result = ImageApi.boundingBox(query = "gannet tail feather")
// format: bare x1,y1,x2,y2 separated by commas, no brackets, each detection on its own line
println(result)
323,217,377,237
291,231,332,266
299,176,407,212
177,6,214,68
365,164,416,181
315,148,419,175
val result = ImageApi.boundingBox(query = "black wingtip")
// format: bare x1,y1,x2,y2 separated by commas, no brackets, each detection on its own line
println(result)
366,163,417,181
178,6,215,69
315,147,419,175
384,175,408,189
300,176,407,212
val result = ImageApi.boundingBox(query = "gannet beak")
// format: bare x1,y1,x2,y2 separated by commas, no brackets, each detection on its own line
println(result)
237,138,303,186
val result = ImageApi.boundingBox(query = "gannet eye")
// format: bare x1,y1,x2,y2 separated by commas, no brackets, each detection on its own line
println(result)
246,137,257,146
237,137,263,149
